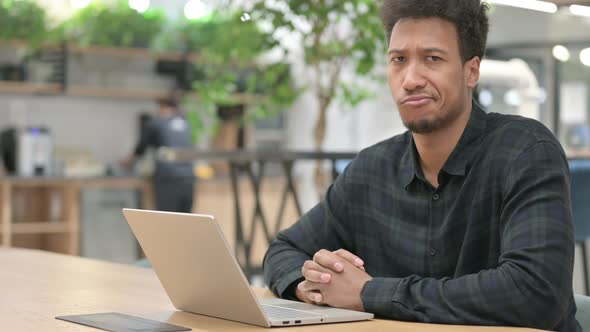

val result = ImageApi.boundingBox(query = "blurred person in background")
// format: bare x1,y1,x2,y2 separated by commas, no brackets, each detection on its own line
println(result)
121,96,195,213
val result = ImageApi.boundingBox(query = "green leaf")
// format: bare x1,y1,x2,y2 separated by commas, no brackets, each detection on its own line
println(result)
236,0,386,120
59,0,166,48
0,0,49,47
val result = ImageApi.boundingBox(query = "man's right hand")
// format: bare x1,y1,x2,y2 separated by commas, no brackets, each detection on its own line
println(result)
296,249,365,304
316,249,365,273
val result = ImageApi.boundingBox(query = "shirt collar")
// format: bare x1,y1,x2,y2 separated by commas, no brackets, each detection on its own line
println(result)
442,101,487,177
399,101,488,189
399,133,419,189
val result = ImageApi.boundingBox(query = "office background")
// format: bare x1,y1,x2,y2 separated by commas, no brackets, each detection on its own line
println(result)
1,0,590,295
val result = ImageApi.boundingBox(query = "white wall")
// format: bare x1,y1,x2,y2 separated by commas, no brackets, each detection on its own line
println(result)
0,95,153,165
283,61,403,142
285,65,404,209
0,46,171,165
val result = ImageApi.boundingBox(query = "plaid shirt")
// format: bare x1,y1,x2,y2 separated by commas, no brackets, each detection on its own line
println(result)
263,103,580,331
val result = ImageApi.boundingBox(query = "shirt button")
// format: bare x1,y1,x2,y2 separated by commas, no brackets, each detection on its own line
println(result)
432,193,440,201
430,248,438,256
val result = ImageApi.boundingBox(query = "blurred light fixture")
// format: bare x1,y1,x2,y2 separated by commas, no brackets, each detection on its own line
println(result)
485,0,557,13
129,0,150,13
552,45,570,62
184,0,210,20
504,89,522,107
479,89,494,107
70,0,91,9
580,48,590,67
240,12,251,22
537,88,547,104
570,5,590,17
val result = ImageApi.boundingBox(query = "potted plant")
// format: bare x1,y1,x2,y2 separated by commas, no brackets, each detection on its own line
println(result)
240,0,386,191
0,0,49,46
0,0,53,83
57,0,166,48
170,12,298,148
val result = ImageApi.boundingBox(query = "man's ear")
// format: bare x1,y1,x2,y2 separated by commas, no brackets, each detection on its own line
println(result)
465,56,481,89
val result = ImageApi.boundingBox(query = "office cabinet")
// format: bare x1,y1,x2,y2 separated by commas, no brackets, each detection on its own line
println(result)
80,188,140,264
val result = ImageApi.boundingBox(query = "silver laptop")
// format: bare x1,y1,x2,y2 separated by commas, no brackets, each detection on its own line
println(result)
122,208,374,327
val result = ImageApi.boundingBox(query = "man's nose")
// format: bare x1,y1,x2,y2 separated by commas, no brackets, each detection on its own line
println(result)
401,63,427,91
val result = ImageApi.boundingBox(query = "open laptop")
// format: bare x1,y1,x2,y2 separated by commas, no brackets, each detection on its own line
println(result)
122,208,374,327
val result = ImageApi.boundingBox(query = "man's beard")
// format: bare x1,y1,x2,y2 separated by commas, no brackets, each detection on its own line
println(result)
404,117,444,134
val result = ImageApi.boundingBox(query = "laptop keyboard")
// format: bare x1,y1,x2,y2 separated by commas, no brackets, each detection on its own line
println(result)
261,304,325,320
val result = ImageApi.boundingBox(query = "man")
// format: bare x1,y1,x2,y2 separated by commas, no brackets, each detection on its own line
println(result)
263,0,580,331
122,97,195,213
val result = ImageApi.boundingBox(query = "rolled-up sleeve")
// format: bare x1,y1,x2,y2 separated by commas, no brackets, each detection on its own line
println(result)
263,163,355,299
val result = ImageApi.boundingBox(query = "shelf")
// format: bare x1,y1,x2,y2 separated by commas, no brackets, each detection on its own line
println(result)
0,82,169,100
0,39,62,51
0,40,200,62
67,86,259,103
0,82,261,103
5,222,72,234
0,82,63,94
67,86,169,100
68,44,202,62
0,39,33,48
184,93,261,105
0,40,260,103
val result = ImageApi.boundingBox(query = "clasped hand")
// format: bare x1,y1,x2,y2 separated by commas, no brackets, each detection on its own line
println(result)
296,249,372,312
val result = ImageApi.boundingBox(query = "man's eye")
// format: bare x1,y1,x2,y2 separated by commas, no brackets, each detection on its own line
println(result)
391,56,405,63
427,56,442,62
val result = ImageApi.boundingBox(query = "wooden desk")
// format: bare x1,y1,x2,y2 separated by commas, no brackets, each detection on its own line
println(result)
0,248,544,332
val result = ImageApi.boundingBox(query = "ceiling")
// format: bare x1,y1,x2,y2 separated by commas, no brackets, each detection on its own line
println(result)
550,0,590,5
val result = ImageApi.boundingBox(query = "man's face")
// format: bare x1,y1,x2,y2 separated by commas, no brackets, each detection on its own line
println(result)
387,17,480,134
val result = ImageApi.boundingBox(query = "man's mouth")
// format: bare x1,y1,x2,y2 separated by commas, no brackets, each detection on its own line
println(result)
401,95,433,106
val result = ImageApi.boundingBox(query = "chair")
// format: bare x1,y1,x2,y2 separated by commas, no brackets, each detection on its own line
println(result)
575,294,590,330
569,160,590,295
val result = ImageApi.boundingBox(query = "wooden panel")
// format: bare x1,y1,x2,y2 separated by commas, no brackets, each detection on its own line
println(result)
141,182,155,211
62,185,80,255
9,222,69,234
12,187,49,225
67,86,168,100
2,176,293,260
0,81,62,94
43,233,74,255
67,86,260,103
0,39,62,49
11,234,42,250
68,44,201,62
0,177,151,255
1,182,12,246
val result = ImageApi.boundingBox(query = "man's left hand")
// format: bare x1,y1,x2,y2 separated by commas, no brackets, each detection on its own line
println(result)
298,253,372,312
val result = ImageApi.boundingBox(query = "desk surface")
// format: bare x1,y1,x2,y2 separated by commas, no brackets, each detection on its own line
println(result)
0,248,543,332
157,148,359,162
0,176,148,187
